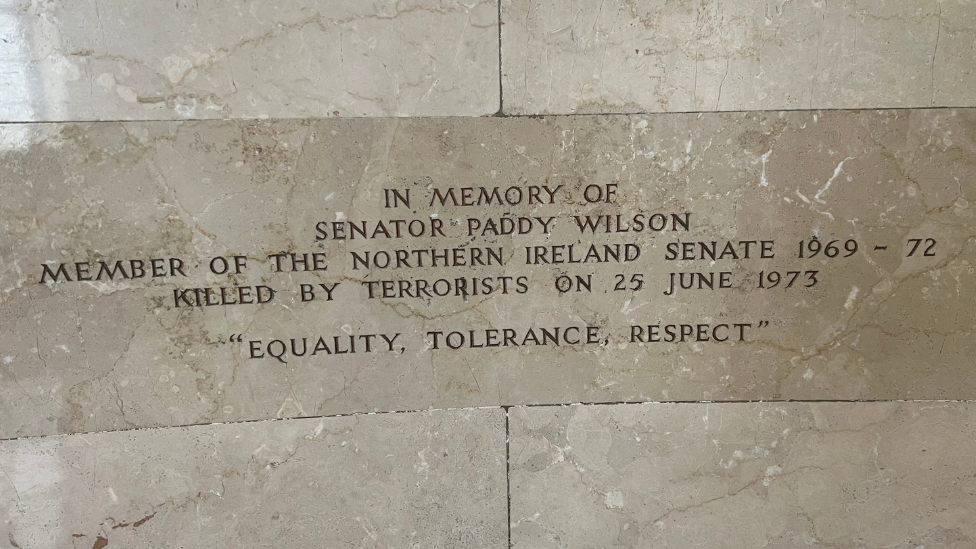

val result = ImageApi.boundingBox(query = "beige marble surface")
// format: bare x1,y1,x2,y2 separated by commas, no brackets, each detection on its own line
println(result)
3,0,975,543
2,111,975,438
510,402,976,548
502,0,976,114
0,407,507,548
0,0,499,121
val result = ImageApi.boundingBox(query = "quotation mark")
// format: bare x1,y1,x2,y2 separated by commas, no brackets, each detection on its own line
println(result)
228,334,244,343
757,320,770,328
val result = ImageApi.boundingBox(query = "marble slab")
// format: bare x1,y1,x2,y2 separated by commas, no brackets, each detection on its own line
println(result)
0,0,499,121
2,110,976,437
510,402,976,548
0,407,507,548
502,0,976,114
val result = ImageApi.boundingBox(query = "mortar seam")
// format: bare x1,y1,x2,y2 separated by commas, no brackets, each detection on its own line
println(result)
0,104,968,126
3,398,976,442
505,405,512,549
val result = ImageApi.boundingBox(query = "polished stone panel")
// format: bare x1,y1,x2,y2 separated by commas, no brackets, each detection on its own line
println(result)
502,0,976,114
0,408,507,548
2,111,975,438
0,0,499,121
510,402,976,548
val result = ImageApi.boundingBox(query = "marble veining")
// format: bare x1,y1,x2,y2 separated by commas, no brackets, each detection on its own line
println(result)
0,0,500,121
503,0,976,114
0,408,507,548
511,402,976,548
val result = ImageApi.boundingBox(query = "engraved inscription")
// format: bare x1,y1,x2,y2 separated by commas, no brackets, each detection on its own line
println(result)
35,180,942,357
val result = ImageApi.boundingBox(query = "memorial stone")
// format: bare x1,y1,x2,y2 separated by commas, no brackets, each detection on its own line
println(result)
1,110,974,438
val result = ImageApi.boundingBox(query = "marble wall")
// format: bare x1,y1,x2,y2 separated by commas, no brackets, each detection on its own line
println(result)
511,402,976,548
1,0,975,547
502,0,976,114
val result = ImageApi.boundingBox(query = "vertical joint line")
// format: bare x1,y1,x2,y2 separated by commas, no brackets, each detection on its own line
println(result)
505,405,512,547
496,0,504,115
